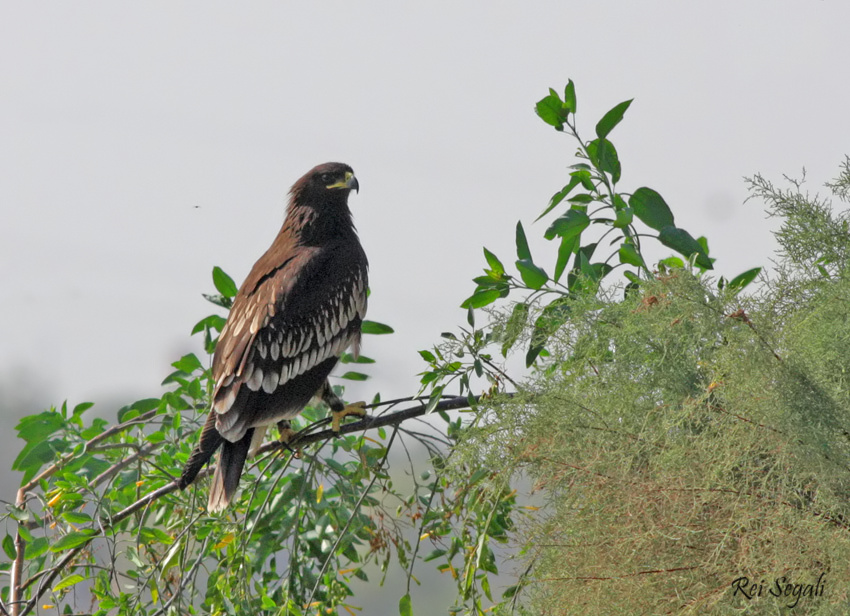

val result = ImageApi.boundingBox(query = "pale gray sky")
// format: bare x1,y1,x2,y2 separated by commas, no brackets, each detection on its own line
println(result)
1,1,848,419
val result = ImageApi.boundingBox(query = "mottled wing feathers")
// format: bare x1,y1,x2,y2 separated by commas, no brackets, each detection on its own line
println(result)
211,239,368,441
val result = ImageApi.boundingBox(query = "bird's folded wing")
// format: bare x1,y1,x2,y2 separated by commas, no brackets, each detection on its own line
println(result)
210,242,368,435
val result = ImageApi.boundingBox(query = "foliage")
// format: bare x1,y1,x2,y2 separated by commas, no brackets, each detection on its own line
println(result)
3,80,848,616
441,159,850,614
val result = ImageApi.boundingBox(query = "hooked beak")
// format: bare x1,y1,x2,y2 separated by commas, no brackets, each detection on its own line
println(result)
345,171,359,193
327,171,359,193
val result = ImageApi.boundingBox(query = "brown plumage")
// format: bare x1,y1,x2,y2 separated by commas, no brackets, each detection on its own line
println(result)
178,162,368,512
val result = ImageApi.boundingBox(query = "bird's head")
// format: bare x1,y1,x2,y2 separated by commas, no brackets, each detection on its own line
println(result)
291,162,359,207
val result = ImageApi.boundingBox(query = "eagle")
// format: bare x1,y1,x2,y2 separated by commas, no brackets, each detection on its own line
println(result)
178,162,368,512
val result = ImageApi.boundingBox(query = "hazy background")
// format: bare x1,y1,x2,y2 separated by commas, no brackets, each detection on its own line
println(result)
1,0,848,610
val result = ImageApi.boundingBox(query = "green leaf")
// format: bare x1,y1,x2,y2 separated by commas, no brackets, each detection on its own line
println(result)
424,387,445,414
461,288,502,309
526,344,544,367
728,267,762,292
399,593,413,616
418,349,436,363
53,573,85,593
191,314,227,335
658,226,713,269
62,511,93,524
618,243,645,268
586,138,621,184
515,221,531,261
212,266,238,298
630,188,675,231
72,402,94,417
554,234,578,282
51,529,97,552
482,247,504,277
613,206,633,228
361,320,394,334
544,209,590,241
535,90,565,130
339,371,370,381
595,99,633,139
658,256,685,269
159,539,184,578
515,259,548,290
536,176,581,222
564,79,577,113
16,410,65,444
171,353,203,374
2,534,15,559
340,353,375,364
24,537,49,559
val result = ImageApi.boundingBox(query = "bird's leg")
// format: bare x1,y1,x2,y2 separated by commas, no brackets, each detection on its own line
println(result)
319,380,367,435
276,419,301,458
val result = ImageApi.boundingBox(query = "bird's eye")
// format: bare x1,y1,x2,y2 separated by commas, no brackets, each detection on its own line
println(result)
320,173,334,184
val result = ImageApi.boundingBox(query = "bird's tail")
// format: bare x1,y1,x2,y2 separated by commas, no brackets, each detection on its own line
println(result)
178,411,223,490
207,428,253,513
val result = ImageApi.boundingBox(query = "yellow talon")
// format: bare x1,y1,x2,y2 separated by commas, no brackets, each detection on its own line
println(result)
276,420,301,458
331,401,367,433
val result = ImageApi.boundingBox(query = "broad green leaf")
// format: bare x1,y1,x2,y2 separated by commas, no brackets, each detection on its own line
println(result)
618,243,645,267
62,511,93,525
536,176,581,221
595,99,633,139
340,353,375,364
117,398,160,423
418,349,436,363
399,593,413,616
658,256,685,269
159,539,184,577
171,353,203,374
340,371,369,381
574,168,595,190
544,209,590,241
24,537,49,559
515,221,532,261
191,314,227,335
728,267,762,292
461,288,502,309
554,234,579,282
525,343,544,367
613,206,633,228
2,534,15,559
53,573,85,593
564,79,577,113
535,91,565,130
212,266,238,298
568,193,594,205
51,529,97,552
515,259,548,290
72,402,94,417
361,320,394,334
630,188,674,231
482,247,504,276
586,138,621,184
658,226,713,269
15,411,65,444
424,386,445,414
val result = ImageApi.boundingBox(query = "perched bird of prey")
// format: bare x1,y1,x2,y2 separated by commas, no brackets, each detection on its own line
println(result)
178,162,368,512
